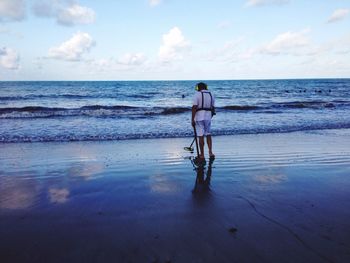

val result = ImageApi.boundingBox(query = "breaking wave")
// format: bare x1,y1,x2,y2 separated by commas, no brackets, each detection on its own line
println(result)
1,100,349,119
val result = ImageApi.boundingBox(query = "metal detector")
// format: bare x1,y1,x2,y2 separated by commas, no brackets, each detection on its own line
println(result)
184,126,200,158
193,126,200,158
184,137,195,153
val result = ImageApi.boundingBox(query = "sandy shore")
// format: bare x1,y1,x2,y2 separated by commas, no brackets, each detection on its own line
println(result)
1,129,350,263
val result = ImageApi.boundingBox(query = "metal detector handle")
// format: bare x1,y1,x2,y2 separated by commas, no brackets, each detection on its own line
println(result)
193,126,200,158
189,137,196,148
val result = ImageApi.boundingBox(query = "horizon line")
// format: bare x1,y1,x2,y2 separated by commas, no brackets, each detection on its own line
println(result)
1,77,350,82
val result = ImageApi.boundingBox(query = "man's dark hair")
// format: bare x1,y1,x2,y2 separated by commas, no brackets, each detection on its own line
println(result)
197,82,207,90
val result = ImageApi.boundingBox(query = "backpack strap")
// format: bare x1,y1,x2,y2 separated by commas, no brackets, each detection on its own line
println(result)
196,91,213,112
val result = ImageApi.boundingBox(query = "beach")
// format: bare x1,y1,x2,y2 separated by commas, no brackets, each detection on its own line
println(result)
2,0,350,261
1,129,350,263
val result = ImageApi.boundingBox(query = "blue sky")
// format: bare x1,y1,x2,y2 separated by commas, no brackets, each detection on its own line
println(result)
0,0,350,80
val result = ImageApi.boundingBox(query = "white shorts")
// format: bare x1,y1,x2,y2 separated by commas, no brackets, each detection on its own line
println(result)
195,120,211,136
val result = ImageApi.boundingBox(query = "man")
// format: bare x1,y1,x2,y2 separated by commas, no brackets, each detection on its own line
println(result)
191,82,215,159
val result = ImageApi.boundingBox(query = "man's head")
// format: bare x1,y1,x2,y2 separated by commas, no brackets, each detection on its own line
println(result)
195,82,208,91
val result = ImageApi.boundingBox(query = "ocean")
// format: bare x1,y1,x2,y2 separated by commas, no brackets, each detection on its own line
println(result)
0,79,350,143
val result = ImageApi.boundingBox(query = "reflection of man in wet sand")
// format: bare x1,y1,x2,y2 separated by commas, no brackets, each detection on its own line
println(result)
192,158,215,194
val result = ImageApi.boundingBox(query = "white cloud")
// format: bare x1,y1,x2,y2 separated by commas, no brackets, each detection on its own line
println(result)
158,27,191,63
149,0,162,7
48,32,95,61
327,8,349,23
202,29,315,63
33,1,95,26
0,0,26,22
118,53,147,66
87,58,114,72
322,33,350,55
245,0,289,7
57,4,95,26
0,47,20,70
87,52,148,73
259,29,310,55
205,37,245,61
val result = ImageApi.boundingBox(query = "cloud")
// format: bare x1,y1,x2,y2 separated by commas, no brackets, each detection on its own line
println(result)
0,0,26,22
259,29,310,55
205,37,245,61
48,32,95,61
118,53,147,66
203,29,314,63
33,1,95,26
87,58,114,72
245,0,289,7
322,33,350,55
0,47,20,69
158,27,191,63
57,3,95,26
327,8,349,23
149,0,162,7
87,52,148,73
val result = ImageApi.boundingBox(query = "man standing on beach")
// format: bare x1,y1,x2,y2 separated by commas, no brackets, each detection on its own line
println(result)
191,82,215,159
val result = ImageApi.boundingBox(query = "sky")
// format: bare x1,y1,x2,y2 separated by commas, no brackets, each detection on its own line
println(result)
0,0,350,80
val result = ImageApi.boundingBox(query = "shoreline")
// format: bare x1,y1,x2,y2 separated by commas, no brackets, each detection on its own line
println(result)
1,129,350,262
1,127,350,144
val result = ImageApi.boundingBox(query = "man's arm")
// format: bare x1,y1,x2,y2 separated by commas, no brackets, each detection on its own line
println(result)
211,95,216,117
211,106,216,117
191,105,197,127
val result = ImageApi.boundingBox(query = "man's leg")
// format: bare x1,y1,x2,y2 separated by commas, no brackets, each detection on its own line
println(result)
207,135,215,157
204,120,215,158
199,136,205,158
195,121,205,159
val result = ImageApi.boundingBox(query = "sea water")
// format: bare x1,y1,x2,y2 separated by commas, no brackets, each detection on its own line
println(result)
0,79,350,142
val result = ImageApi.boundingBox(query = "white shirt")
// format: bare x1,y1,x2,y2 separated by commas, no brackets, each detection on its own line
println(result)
193,90,215,121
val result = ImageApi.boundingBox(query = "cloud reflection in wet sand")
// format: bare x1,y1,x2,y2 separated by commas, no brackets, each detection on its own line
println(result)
149,174,181,194
0,176,39,209
66,161,105,179
254,173,288,184
48,188,69,204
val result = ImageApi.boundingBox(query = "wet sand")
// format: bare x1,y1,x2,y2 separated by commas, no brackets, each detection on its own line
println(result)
1,130,350,263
